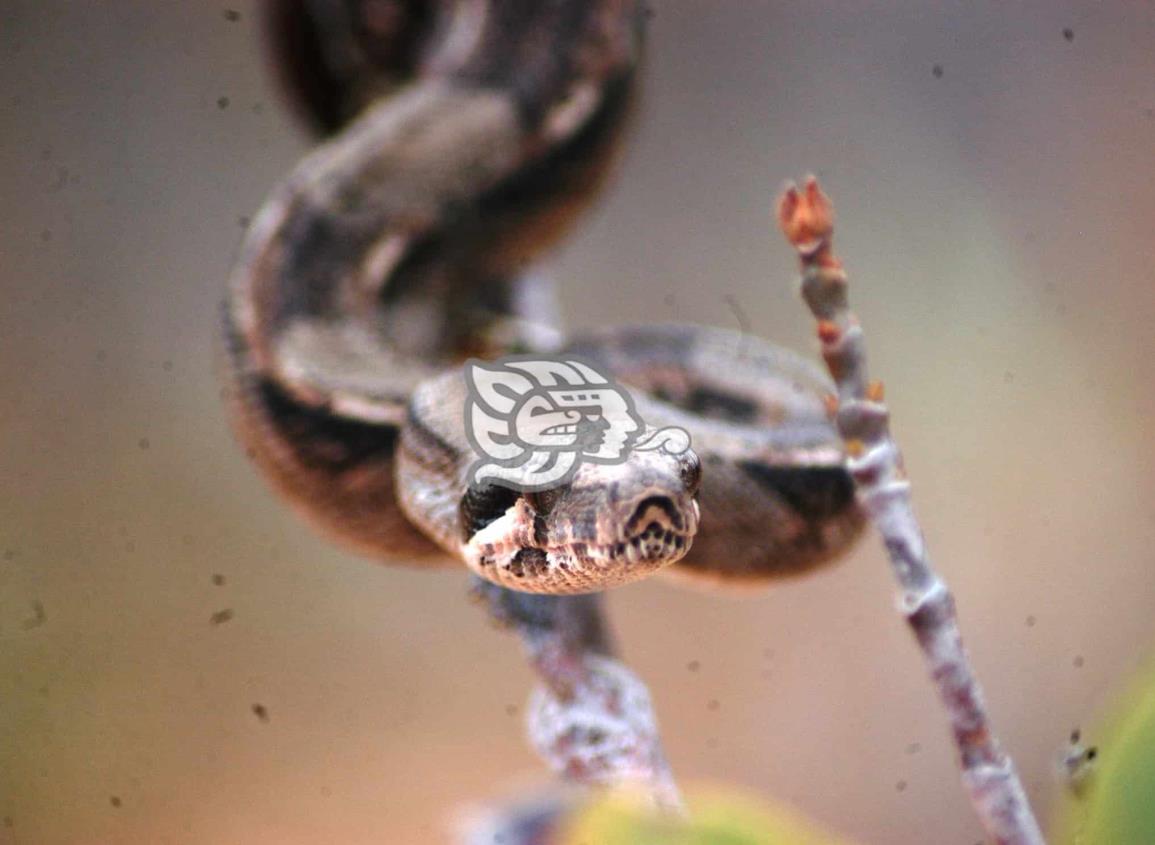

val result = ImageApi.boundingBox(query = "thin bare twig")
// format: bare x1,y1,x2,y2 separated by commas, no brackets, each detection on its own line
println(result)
776,177,1046,845
471,579,684,815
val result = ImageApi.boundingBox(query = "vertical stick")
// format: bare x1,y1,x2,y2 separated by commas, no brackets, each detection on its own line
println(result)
777,177,1046,845
473,579,684,814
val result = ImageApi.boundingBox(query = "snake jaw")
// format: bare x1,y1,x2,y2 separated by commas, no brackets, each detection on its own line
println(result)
461,529,697,595
459,450,701,594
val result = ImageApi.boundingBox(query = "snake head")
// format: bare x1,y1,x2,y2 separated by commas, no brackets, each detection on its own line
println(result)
461,446,702,594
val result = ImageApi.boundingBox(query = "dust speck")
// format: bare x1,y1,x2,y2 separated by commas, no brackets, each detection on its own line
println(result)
22,600,47,630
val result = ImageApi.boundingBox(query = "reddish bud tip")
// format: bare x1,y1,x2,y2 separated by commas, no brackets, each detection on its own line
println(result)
777,175,835,251
817,320,842,344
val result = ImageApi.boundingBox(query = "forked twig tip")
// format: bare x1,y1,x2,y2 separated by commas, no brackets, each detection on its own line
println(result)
776,174,835,258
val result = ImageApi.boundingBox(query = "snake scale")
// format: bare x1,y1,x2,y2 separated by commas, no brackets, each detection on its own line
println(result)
222,0,865,594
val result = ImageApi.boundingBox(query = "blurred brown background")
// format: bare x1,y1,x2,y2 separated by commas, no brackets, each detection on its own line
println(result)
3,2,1154,843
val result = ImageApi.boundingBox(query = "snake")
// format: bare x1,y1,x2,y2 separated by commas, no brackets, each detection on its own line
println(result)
222,0,865,595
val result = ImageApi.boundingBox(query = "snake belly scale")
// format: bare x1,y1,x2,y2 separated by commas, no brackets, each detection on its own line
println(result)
222,0,865,594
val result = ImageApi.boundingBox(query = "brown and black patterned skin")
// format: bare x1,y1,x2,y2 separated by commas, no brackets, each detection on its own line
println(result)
223,0,864,594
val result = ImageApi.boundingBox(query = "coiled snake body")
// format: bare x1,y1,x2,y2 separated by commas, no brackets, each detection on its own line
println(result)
223,0,864,594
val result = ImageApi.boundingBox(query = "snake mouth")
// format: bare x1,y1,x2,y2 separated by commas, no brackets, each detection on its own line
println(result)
599,495,700,567
461,481,700,591
613,528,692,566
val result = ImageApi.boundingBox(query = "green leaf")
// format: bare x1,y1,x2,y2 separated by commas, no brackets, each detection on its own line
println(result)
1053,660,1155,844
557,785,854,845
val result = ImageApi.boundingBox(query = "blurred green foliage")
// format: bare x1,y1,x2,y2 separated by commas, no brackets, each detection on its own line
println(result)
1054,660,1155,844
557,786,853,845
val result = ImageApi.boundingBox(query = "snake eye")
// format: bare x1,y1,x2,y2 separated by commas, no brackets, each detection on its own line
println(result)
524,487,563,516
680,454,702,497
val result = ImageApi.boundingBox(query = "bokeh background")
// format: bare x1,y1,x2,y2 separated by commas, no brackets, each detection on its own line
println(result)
3,2,1155,843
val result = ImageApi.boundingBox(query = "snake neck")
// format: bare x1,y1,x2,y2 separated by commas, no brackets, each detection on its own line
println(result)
264,0,439,134
266,1,645,136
